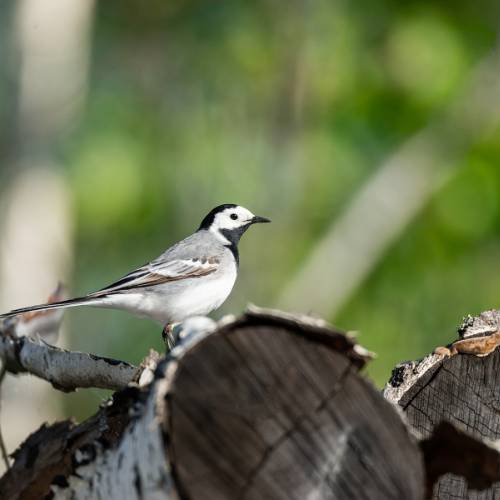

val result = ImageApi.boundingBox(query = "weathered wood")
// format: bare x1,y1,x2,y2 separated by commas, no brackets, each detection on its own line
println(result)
384,309,500,499
0,330,139,392
1,309,425,500
167,307,423,500
0,389,137,500
420,422,500,499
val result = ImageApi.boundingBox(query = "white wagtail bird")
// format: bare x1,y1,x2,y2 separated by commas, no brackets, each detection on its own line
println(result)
0,204,270,343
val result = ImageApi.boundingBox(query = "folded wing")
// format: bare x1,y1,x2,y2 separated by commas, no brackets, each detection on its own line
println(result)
91,257,220,296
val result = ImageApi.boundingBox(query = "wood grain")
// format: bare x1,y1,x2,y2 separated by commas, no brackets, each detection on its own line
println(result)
385,310,500,499
167,312,424,500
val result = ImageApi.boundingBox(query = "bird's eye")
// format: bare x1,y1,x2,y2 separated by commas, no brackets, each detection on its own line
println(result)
230,213,238,220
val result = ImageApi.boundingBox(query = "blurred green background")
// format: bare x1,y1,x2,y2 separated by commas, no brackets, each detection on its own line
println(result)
2,0,500,423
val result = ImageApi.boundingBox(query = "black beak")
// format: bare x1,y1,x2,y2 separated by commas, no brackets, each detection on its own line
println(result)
251,215,271,224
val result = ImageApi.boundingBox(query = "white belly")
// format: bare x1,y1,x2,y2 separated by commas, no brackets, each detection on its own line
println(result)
102,265,237,325
167,272,236,320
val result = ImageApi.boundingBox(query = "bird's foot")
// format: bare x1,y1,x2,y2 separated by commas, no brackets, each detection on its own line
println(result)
162,323,176,352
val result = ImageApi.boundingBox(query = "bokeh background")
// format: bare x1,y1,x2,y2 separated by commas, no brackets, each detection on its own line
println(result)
1,0,500,459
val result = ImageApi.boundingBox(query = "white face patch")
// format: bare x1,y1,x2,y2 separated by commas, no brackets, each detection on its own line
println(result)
209,206,255,243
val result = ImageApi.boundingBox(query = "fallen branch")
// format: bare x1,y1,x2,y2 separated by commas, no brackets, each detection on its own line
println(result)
0,289,140,393
0,332,139,392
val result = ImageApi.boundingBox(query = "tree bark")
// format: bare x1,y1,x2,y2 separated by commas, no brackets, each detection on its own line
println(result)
0,333,139,392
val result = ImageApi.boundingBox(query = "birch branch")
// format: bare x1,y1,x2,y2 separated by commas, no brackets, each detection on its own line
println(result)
0,333,139,392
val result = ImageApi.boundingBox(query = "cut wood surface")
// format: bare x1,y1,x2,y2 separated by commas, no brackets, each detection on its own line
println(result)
167,308,423,500
384,309,500,499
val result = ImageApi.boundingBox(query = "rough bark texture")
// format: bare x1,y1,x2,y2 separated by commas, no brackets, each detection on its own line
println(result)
384,309,500,499
0,308,425,500
0,389,138,500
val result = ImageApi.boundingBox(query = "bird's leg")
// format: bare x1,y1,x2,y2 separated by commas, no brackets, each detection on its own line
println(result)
162,323,175,352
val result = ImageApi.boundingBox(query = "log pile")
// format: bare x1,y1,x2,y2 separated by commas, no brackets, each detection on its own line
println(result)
1,307,500,499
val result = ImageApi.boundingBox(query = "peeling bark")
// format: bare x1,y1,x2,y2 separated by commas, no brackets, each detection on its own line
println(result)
0,331,139,392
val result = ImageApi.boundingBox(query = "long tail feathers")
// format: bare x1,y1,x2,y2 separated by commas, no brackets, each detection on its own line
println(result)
0,296,99,319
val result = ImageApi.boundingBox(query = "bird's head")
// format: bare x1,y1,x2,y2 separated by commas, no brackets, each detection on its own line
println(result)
199,204,270,246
